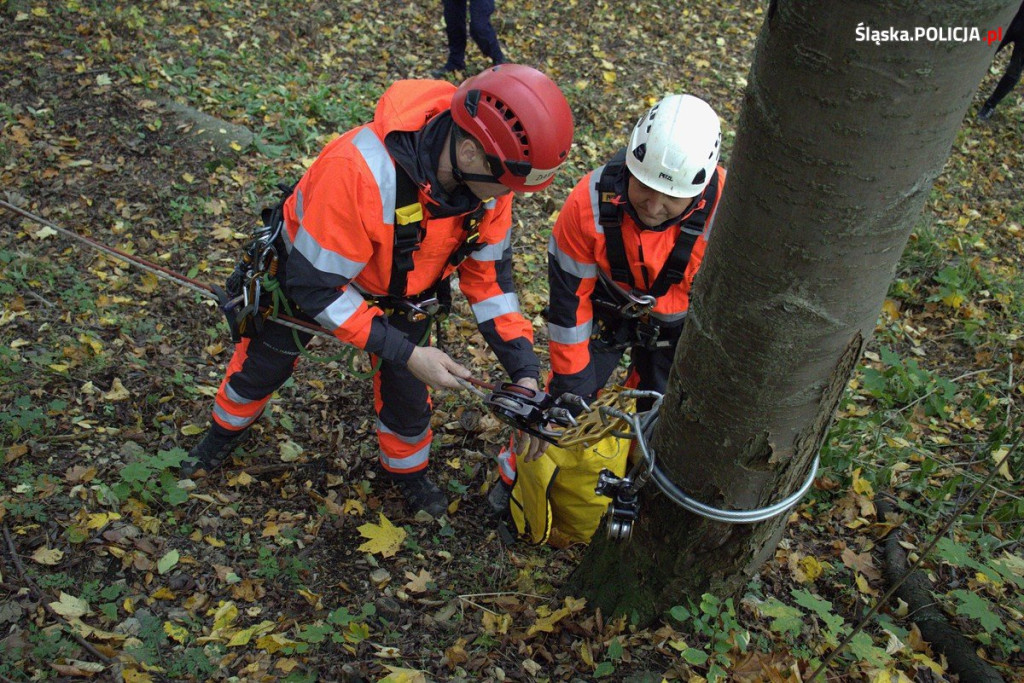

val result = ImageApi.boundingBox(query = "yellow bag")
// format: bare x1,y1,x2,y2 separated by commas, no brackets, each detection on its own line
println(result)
508,434,630,547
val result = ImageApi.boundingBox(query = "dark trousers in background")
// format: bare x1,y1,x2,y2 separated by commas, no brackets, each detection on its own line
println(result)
442,0,504,70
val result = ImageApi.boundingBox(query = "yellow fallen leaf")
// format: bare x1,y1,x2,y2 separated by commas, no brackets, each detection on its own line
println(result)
164,622,188,643
258,633,300,654
181,424,205,436
31,547,64,565
298,589,323,608
150,587,176,600
992,447,1013,481
49,592,90,618
343,499,365,516
226,620,275,647
482,610,511,635
211,601,239,632
85,512,121,529
380,666,427,683
357,513,406,558
123,670,155,683
852,467,875,497
102,378,131,401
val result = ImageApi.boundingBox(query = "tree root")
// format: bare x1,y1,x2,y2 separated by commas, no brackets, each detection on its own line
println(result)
875,495,1004,683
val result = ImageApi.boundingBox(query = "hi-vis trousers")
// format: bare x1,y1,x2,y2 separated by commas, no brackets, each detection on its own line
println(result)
207,312,434,480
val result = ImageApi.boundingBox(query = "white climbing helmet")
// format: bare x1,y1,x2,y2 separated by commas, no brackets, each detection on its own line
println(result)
625,94,722,199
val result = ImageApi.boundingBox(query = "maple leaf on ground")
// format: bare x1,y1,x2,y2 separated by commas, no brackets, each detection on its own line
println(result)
357,513,406,558
403,569,433,594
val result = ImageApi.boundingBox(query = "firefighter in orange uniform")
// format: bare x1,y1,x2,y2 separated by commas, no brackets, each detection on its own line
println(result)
181,65,574,518
491,93,724,507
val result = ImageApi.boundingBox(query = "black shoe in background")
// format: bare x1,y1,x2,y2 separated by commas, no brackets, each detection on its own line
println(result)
180,428,250,477
396,474,447,518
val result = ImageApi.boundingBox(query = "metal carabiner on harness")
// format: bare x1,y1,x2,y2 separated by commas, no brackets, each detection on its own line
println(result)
618,291,657,319
397,297,440,322
484,383,588,444
216,220,283,342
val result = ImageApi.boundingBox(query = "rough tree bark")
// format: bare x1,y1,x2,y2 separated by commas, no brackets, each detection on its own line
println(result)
566,0,1020,625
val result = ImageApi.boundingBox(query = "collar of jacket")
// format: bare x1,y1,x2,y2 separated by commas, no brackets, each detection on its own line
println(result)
385,112,483,220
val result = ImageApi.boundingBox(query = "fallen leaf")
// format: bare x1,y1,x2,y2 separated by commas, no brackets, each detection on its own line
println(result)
357,513,406,558
49,592,90,618
102,378,131,401
403,569,433,594
31,547,64,565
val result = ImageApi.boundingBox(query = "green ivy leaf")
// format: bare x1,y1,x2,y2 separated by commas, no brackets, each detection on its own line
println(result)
682,648,708,665
951,589,1004,632
594,662,615,678
758,597,805,637
607,637,623,661
847,632,887,667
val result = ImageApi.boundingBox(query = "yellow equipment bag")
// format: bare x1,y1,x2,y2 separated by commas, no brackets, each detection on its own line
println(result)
508,433,630,547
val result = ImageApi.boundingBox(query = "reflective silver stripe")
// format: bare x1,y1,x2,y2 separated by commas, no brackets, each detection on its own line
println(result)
224,383,256,405
471,292,521,322
291,188,365,279
379,443,431,472
377,419,430,445
351,127,396,225
589,165,607,235
548,234,597,279
704,206,718,238
213,404,257,429
497,446,516,480
548,320,592,345
652,311,687,324
468,231,510,262
314,286,366,330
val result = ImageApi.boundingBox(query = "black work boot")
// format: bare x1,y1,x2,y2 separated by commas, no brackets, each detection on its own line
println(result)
486,478,513,517
395,474,447,518
978,103,996,121
179,428,249,477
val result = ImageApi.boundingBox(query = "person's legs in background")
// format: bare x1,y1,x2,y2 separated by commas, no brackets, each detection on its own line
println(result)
468,0,505,65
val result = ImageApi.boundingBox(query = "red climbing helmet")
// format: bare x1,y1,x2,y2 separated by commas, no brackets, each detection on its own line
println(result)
451,64,574,192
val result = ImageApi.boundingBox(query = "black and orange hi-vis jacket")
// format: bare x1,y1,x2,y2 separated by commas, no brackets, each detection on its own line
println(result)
279,79,539,382
546,160,726,400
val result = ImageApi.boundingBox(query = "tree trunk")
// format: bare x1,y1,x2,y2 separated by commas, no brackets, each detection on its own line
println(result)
566,0,1020,624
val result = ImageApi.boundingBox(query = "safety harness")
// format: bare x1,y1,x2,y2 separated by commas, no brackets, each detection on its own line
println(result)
592,148,719,348
220,164,488,343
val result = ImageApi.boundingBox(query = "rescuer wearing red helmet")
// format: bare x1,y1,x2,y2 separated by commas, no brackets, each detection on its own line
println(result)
181,65,574,518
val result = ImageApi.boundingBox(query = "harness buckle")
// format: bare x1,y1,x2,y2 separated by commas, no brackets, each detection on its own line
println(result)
618,292,656,319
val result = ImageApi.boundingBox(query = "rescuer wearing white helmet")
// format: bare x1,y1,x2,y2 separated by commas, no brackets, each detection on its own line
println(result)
490,93,727,515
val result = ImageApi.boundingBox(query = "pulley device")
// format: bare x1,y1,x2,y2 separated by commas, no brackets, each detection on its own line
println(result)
458,377,588,444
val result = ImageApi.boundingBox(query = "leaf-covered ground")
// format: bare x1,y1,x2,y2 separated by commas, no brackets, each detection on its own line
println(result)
1,1,1022,681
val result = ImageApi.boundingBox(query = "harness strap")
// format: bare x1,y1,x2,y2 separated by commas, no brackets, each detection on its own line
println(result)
389,167,424,298
597,149,632,286
389,165,488,299
595,149,720,300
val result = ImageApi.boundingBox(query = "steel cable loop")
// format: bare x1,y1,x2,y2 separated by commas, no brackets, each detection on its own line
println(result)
639,413,820,524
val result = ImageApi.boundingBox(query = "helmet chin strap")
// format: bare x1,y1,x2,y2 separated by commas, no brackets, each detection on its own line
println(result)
450,133,503,185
